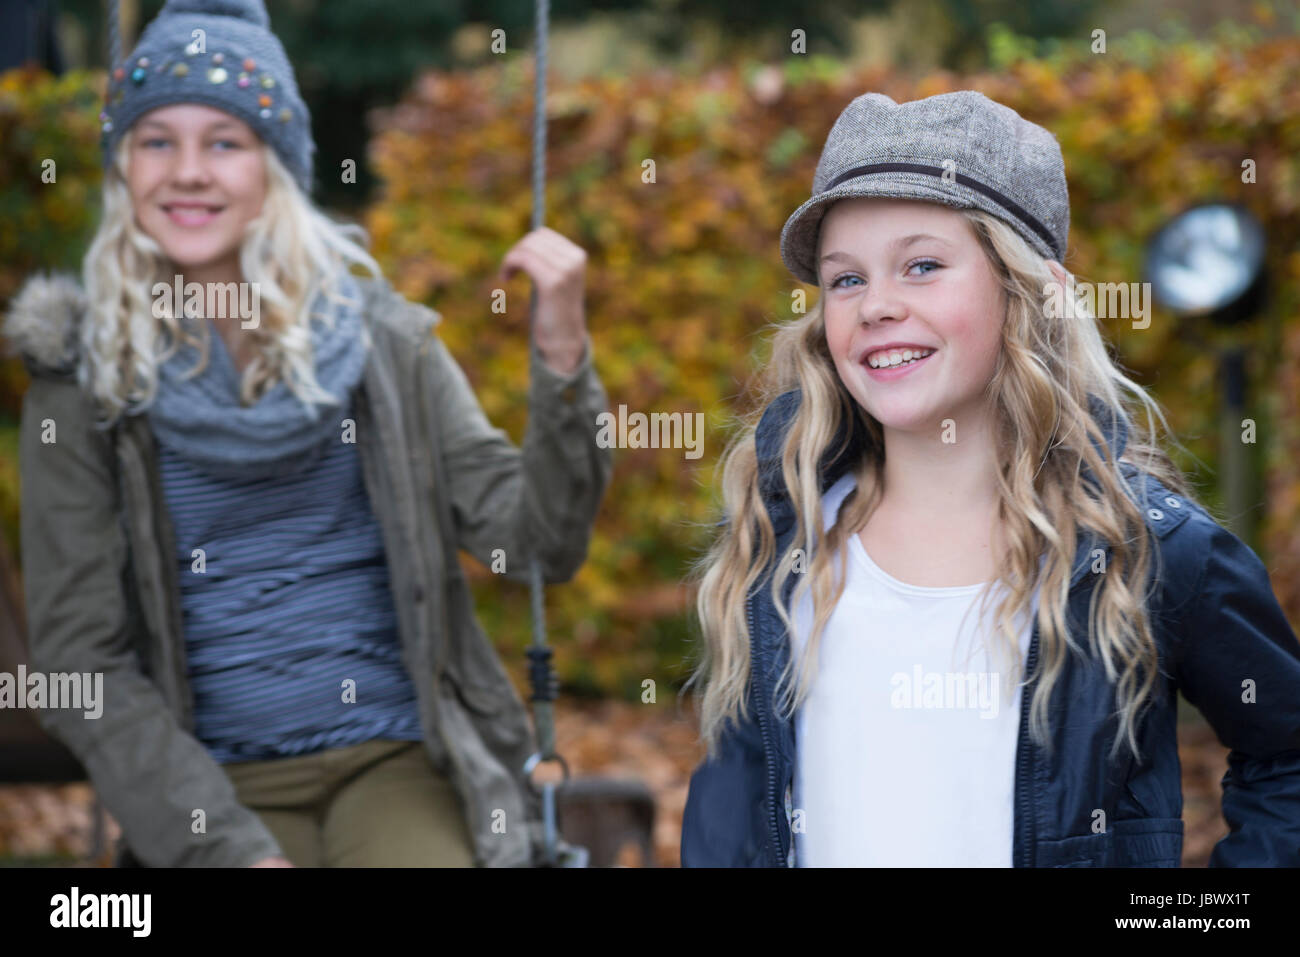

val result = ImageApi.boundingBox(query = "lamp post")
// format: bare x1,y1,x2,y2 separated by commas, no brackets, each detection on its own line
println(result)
1145,202,1267,545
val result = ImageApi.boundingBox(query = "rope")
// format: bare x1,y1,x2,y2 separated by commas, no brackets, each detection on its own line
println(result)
106,0,122,69
523,0,585,867
531,0,549,235
526,0,557,763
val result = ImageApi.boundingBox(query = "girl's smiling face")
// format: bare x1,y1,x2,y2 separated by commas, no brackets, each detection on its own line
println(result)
819,197,1006,434
126,103,267,281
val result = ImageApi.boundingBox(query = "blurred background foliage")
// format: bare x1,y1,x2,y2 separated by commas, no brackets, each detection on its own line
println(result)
2,1,1299,699
44,0,1247,208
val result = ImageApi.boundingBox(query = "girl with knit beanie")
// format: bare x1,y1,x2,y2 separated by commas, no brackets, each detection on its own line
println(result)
5,0,612,867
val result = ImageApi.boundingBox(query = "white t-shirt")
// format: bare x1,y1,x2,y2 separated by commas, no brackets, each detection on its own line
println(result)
790,473,1041,867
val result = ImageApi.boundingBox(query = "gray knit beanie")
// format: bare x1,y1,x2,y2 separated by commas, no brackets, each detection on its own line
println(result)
99,0,314,194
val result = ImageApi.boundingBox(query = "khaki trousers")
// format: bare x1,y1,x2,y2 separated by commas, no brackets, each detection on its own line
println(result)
223,738,476,867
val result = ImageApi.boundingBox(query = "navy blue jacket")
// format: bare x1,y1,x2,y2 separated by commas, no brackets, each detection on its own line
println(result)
681,390,1300,866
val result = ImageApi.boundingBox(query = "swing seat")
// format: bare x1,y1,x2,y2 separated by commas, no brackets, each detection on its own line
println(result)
555,776,656,867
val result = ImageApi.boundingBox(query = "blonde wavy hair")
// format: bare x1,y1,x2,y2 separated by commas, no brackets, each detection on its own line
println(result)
686,206,1215,768
80,127,382,426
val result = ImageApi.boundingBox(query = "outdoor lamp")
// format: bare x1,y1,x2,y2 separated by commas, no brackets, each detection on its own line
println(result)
1146,202,1267,325
1145,202,1268,544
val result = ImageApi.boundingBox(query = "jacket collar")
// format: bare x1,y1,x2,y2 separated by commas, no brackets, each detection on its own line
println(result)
752,389,1132,592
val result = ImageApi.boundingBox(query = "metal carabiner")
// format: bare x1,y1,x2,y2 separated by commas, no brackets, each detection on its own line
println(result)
523,750,576,866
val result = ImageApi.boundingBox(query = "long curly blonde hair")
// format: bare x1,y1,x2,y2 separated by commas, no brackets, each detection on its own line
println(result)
79,128,382,425
686,206,1213,767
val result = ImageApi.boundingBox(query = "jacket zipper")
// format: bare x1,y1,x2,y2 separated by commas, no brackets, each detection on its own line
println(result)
117,427,194,731
1013,566,1088,867
749,592,785,867
1015,620,1040,867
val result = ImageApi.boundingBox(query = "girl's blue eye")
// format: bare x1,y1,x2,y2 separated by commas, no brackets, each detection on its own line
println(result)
140,138,242,149
828,260,942,287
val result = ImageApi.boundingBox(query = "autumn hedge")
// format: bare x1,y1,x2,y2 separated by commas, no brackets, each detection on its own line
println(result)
3,32,1299,697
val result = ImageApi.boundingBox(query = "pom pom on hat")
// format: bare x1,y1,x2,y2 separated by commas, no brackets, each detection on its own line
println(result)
158,0,271,28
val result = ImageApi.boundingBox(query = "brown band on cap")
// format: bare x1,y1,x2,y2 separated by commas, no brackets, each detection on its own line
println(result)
824,162,1061,260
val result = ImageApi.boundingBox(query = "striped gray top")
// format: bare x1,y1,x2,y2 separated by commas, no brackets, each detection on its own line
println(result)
155,408,424,764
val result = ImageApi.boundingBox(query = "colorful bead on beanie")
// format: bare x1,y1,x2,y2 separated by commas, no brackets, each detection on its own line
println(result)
99,0,314,195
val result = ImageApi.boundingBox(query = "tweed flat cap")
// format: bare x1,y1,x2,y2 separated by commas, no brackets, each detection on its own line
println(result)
780,90,1069,285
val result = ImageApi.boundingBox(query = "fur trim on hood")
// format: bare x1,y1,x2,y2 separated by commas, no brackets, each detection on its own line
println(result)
2,271,87,377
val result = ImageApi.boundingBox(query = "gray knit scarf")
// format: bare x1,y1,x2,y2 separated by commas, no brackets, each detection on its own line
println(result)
145,272,369,482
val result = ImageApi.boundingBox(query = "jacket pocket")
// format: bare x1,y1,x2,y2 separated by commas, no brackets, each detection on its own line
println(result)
437,576,512,718
440,646,536,777
442,659,506,718
1038,817,1184,867
681,752,768,867
1109,817,1183,866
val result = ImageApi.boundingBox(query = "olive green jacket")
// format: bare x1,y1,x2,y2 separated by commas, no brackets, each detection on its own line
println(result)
3,272,613,867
